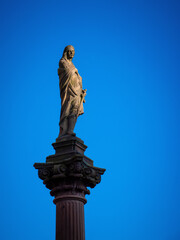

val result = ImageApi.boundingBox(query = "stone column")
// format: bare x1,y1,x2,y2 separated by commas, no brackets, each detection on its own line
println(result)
34,135,105,240
51,179,88,240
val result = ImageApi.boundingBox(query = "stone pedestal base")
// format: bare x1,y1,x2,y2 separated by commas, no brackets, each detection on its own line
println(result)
34,135,105,240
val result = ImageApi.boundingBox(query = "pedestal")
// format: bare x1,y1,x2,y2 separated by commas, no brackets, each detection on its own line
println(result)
34,135,105,240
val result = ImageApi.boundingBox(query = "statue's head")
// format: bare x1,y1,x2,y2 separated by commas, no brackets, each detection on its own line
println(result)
63,45,75,60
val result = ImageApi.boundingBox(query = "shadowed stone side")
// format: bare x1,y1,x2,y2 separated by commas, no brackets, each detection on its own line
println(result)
34,136,105,240
55,200,85,240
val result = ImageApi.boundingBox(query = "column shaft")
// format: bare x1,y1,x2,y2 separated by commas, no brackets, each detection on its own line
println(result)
55,199,85,240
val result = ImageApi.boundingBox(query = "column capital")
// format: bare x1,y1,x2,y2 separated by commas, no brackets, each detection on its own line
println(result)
34,136,106,199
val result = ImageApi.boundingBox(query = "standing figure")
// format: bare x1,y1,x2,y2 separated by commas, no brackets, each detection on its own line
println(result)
57,45,86,137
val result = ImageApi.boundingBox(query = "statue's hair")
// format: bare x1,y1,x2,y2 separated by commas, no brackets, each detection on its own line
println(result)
62,45,75,58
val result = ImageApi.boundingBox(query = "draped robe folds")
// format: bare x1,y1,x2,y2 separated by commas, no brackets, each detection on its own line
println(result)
58,57,84,131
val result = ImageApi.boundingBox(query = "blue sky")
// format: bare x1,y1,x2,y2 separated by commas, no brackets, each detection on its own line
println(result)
1,0,180,239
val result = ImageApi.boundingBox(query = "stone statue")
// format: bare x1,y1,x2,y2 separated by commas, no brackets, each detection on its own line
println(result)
57,45,86,138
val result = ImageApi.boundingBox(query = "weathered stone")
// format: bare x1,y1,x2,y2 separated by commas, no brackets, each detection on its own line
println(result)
34,136,105,240
57,45,86,138
34,46,106,240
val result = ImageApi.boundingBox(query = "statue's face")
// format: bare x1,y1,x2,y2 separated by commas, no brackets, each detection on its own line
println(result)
66,47,75,60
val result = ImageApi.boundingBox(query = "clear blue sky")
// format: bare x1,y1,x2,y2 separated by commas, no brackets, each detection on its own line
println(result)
1,0,180,239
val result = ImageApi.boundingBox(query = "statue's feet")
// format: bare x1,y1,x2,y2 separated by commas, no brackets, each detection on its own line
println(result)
56,132,76,142
66,131,76,136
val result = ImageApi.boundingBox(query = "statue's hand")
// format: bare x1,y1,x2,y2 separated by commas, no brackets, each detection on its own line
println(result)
82,89,87,96
81,89,87,103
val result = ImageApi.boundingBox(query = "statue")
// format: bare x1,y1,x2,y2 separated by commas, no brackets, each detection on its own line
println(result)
57,45,86,138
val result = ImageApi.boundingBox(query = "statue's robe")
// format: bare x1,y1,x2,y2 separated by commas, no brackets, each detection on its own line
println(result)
58,57,84,130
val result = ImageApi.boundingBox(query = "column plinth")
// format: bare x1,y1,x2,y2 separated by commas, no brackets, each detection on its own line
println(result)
34,135,105,240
